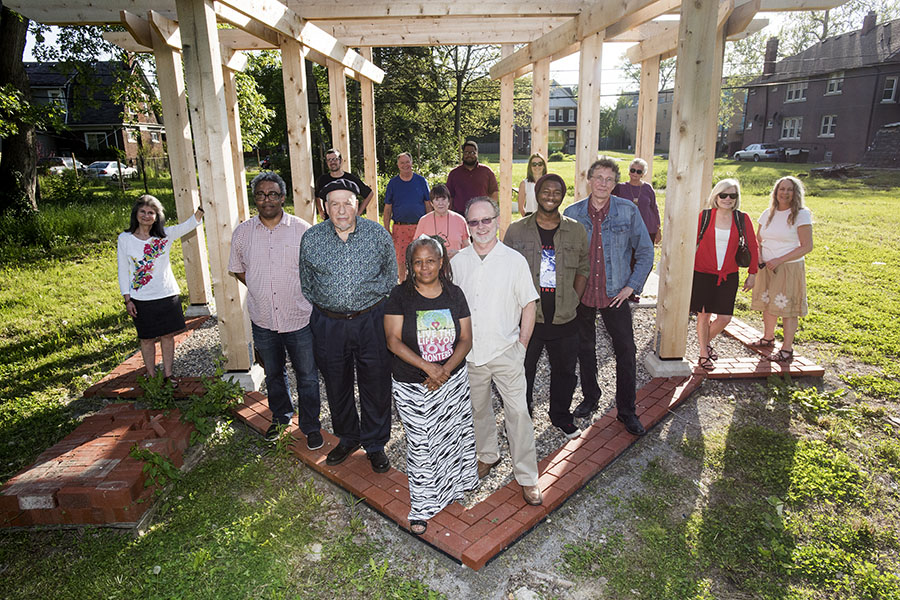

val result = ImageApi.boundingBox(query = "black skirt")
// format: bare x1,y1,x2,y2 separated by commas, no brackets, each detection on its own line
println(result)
132,295,186,339
689,271,739,316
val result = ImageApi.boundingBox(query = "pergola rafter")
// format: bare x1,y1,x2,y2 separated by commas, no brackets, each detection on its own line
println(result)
8,0,847,375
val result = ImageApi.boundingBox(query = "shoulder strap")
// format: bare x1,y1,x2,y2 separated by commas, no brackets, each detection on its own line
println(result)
733,210,746,241
698,209,712,243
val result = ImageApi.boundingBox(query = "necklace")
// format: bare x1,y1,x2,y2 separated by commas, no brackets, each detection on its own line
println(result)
432,211,449,240
627,182,641,204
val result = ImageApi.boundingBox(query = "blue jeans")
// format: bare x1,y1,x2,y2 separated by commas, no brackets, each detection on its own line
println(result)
251,322,321,433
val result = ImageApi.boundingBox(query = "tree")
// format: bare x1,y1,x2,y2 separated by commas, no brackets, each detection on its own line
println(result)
776,0,900,57
720,31,767,132
621,56,677,92
432,45,499,144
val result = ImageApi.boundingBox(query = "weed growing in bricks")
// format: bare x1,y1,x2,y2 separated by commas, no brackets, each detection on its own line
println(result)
129,444,181,495
180,356,243,445
137,371,176,410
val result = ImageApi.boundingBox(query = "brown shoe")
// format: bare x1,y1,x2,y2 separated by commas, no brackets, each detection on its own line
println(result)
522,485,543,506
477,459,500,479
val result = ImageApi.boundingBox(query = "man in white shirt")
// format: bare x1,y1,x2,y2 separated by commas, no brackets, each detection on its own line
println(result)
228,172,322,449
451,196,542,506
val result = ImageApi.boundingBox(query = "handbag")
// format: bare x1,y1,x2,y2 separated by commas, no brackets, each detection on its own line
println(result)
733,210,752,268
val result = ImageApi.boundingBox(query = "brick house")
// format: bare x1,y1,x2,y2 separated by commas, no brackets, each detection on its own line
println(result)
26,61,165,164
741,13,900,163
514,82,578,155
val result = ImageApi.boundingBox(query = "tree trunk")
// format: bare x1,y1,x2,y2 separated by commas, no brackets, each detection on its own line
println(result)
0,7,38,215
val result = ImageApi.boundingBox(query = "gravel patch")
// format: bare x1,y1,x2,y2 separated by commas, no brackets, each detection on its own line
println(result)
170,306,758,504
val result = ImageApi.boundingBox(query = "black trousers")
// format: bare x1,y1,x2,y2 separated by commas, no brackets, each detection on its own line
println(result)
310,303,392,452
524,323,579,427
576,301,637,418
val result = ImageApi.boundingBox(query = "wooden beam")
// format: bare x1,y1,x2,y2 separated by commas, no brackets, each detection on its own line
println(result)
634,55,660,181
490,0,660,80
606,0,681,39
626,0,734,65
223,63,250,222
103,32,152,53
654,0,727,361
149,19,211,308
176,0,252,371
281,38,316,224
726,0,760,36
702,23,728,199
327,59,352,177
214,0,384,82
498,45,514,236
531,57,550,160
609,20,679,44
120,10,152,47
359,47,379,223
284,0,586,19
575,32,603,200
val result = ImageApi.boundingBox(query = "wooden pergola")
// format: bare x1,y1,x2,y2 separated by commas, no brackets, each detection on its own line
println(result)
9,0,842,378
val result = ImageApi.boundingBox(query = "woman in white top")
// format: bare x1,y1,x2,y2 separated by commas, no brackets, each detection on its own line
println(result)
750,176,813,363
117,195,204,385
517,152,546,217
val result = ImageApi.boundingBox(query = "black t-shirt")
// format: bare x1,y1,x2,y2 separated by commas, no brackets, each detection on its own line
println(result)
384,282,471,383
534,223,578,339
314,171,373,201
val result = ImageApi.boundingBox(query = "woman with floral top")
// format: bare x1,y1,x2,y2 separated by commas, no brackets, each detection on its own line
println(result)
750,176,813,363
117,195,204,387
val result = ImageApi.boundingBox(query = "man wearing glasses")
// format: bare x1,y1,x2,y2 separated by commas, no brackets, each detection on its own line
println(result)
563,158,653,437
451,197,543,506
228,172,323,448
314,148,374,221
446,141,499,215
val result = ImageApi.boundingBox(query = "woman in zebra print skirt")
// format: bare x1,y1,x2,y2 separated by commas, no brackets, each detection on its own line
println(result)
384,236,480,535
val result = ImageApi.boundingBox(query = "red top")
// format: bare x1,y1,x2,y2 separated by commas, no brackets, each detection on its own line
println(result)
694,209,759,285
446,163,499,215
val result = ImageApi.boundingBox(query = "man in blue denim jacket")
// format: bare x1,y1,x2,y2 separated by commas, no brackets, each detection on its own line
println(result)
563,158,653,436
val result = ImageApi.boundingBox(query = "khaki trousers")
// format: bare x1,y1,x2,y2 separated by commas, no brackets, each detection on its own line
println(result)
467,342,539,486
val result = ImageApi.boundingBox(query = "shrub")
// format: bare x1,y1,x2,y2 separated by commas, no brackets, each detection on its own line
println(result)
548,151,566,162
40,171,93,205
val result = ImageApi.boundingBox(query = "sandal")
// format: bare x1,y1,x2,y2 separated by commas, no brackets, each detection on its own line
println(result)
409,520,427,536
750,337,775,348
769,349,794,363
698,356,715,371
706,344,719,361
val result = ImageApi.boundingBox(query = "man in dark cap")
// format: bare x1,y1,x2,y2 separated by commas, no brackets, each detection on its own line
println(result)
299,178,397,473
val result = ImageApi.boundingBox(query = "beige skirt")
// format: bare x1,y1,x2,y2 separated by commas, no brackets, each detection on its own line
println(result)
750,261,808,318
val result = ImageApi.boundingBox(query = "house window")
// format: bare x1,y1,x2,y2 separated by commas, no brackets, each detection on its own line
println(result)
785,80,808,102
46,89,66,107
84,132,108,150
150,132,160,143
549,110,556,123
655,132,661,144
883,77,898,103
567,109,574,122
825,72,844,95
126,129,137,143
781,117,803,140
819,115,837,137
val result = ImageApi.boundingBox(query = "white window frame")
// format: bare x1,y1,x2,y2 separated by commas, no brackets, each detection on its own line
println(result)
84,132,107,150
819,114,837,137
150,131,160,143
126,129,137,143
825,72,844,95
567,108,574,122
549,110,556,122
781,117,803,140
883,77,898,103
785,80,808,103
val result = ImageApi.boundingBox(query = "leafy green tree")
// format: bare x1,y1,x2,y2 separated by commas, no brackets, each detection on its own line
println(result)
776,0,900,58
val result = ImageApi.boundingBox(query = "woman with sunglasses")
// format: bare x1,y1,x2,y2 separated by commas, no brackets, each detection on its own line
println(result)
517,153,547,217
749,176,813,363
690,179,759,370
612,157,661,302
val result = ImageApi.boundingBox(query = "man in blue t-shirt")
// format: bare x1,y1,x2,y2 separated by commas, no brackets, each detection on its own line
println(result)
383,152,432,280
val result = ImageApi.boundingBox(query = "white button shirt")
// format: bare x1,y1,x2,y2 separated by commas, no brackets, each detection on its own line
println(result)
451,241,539,366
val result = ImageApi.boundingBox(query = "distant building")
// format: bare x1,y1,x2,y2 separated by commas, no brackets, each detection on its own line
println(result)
514,82,579,154
26,61,165,163
741,12,900,163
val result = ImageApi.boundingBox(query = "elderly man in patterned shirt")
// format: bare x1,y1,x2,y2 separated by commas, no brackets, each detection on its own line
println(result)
299,178,398,473
228,172,322,449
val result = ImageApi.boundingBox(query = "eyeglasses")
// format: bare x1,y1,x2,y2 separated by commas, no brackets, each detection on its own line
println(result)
630,168,643,174
254,191,283,202
590,175,616,184
463,150,478,156
466,216,497,227
531,162,545,167
718,192,739,200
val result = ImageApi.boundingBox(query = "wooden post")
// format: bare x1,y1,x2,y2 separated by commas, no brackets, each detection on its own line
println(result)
702,26,728,197
327,59,351,172
498,44,514,235
281,38,316,224
175,0,252,371
360,47,379,222
575,32,603,200
223,64,250,222
149,20,211,308
531,56,550,159
635,55,660,182
654,0,722,361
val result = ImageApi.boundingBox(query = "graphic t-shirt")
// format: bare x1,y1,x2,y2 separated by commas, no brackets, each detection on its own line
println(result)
538,225,558,325
384,282,471,383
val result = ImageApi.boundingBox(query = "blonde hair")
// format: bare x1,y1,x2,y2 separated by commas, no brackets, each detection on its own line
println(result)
766,176,806,226
706,178,742,211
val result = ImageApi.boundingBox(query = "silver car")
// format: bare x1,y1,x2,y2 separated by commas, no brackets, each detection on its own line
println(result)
733,143,784,162
86,161,138,180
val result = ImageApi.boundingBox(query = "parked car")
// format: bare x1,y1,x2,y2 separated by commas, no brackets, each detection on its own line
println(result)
85,161,137,180
733,143,785,162
39,156,87,175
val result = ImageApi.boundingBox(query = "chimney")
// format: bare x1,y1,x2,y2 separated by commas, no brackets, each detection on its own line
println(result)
862,11,877,35
763,37,778,77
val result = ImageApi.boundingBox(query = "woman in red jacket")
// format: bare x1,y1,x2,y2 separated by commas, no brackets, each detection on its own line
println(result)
690,178,759,370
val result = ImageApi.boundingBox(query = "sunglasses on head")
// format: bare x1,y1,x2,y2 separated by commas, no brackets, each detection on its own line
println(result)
466,216,496,227
630,168,643,174
718,192,739,200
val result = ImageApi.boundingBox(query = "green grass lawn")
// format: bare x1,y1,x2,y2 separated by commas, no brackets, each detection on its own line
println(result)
1,161,899,598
